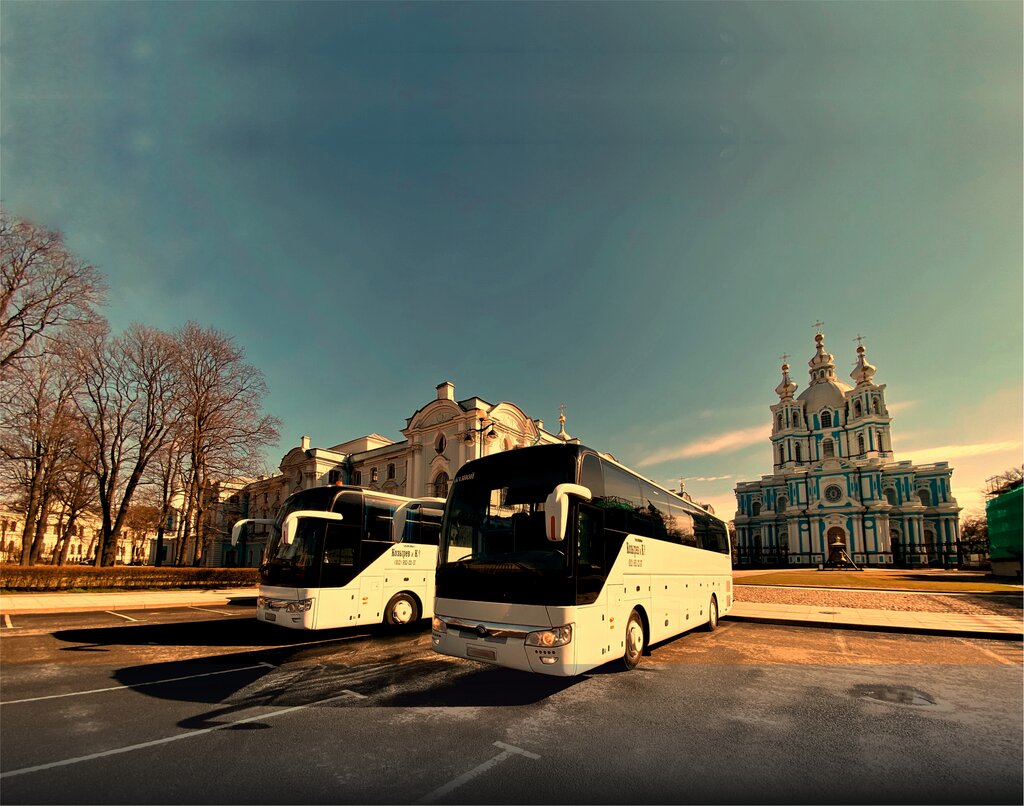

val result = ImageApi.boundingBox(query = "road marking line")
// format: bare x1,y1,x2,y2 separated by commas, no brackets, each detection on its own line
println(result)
0,689,363,778
104,611,139,622
188,606,235,616
416,741,540,804
2,614,12,628
955,637,1015,666
0,665,270,706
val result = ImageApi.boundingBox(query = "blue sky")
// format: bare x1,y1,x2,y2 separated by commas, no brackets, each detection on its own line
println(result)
2,1,1021,517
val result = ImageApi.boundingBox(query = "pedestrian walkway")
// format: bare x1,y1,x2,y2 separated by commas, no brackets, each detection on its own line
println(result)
725,601,1023,640
0,587,259,616
1,586,1021,640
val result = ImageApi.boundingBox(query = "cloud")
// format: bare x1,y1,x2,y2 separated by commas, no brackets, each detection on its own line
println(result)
900,441,1022,466
636,424,770,468
886,400,917,415
682,475,738,483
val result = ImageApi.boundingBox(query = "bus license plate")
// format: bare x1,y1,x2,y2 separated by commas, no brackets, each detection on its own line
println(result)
467,646,496,661
265,612,276,622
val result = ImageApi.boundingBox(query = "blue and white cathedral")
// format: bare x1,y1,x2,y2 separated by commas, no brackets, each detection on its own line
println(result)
734,330,961,567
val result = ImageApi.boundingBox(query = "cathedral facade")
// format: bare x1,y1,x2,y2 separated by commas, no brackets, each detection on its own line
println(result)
733,332,961,568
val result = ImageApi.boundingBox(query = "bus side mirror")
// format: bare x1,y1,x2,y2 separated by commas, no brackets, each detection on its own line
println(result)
279,511,344,545
544,484,592,542
230,518,276,546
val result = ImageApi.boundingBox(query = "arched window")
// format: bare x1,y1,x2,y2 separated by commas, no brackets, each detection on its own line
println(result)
884,487,897,506
872,398,880,414
917,488,931,507
822,438,835,458
794,443,802,462
777,444,785,465
387,463,395,480
433,472,450,498
794,410,802,426
877,430,886,452
854,400,862,418
857,434,865,455
776,414,783,430
751,501,761,516
777,496,788,513
821,410,832,428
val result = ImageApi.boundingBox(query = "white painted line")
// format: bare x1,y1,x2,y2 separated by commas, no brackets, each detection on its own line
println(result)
188,606,235,616
0,689,363,778
2,614,12,629
416,741,540,804
955,637,1016,666
0,664,270,706
104,611,139,622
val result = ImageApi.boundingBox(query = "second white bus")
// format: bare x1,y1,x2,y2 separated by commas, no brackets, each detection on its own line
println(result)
231,485,444,630
431,444,733,675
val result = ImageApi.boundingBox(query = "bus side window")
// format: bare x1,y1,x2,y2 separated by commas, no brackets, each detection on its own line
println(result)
365,499,397,543
324,523,357,567
576,505,605,605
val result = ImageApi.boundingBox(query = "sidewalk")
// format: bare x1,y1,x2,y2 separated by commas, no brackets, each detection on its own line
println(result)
0,587,259,616
1,586,1020,640
725,600,1023,640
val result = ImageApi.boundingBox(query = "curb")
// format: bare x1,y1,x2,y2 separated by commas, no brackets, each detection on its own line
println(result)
723,614,1024,641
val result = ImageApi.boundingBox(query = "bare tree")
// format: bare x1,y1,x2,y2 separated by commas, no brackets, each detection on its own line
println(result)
0,210,107,376
173,322,280,566
70,323,182,566
0,349,83,564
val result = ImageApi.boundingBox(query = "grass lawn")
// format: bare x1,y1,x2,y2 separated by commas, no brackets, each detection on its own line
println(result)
733,568,1023,593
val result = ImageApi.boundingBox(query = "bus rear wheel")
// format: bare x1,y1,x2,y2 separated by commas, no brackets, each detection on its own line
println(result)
705,595,719,632
622,609,645,670
384,593,419,627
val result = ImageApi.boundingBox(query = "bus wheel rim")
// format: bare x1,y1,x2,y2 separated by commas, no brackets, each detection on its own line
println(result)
393,600,413,623
627,621,643,655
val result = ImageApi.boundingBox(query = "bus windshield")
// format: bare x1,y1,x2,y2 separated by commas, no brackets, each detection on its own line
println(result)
260,488,354,588
441,448,577,572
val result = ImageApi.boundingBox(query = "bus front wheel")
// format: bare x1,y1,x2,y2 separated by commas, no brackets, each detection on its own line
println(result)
384,593,420,627
623,609,645,670
705,595,719,632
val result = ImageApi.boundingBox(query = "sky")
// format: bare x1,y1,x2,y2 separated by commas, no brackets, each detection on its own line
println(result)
2,1,1021,518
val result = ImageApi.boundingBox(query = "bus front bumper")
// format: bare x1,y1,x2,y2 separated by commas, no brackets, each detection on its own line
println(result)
257,593,316,629
431,615,577,676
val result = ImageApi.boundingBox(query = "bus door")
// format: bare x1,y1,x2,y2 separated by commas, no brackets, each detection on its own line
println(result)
357,497,399,623
576,504,614,663
314,517,362,629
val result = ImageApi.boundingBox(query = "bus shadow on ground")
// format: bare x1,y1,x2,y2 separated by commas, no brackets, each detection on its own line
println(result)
51,617,423,651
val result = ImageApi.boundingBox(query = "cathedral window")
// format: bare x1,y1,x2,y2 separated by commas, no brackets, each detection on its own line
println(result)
821,410,833,428
371,467,379,483
854,401,863,418
794,443,802,462
435,434,447,454
777,496,788,513
872,398,880,414
777,444,785,465
917,488,931,507
822,438,835,458
751,501,761,516
387,463,396,480
794,410,801,426
777,414,783,430
884,487,897,506
857,434,865,455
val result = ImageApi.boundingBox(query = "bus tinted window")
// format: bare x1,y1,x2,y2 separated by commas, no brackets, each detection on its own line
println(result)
365,498,397,542
668,503,696,546
601,462,644,535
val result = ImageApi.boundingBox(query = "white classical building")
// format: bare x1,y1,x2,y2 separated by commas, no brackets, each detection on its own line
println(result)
210,382,572,567
733,332,961,568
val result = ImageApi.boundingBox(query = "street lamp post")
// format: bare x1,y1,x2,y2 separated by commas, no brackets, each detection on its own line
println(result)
463,418,498,459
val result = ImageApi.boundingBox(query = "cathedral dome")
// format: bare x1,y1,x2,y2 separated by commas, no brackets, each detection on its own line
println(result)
797,377,851,409
797,329,852,411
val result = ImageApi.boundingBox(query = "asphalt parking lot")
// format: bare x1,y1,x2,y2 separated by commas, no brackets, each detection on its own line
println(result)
2,608,1021,804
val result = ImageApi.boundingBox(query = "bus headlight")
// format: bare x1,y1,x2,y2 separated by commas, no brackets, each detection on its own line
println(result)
285,599,313,613
431,616,447,633
525,624,572,647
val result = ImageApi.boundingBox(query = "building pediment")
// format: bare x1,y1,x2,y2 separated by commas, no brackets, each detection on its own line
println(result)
405,399,464,432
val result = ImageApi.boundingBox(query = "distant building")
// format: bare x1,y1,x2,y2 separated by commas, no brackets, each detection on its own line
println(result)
734,331,961,568
986,474,1023,579
205,382,571,567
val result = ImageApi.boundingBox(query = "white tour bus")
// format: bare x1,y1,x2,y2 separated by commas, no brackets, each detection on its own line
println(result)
431,443,733,675
231,485,444,630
